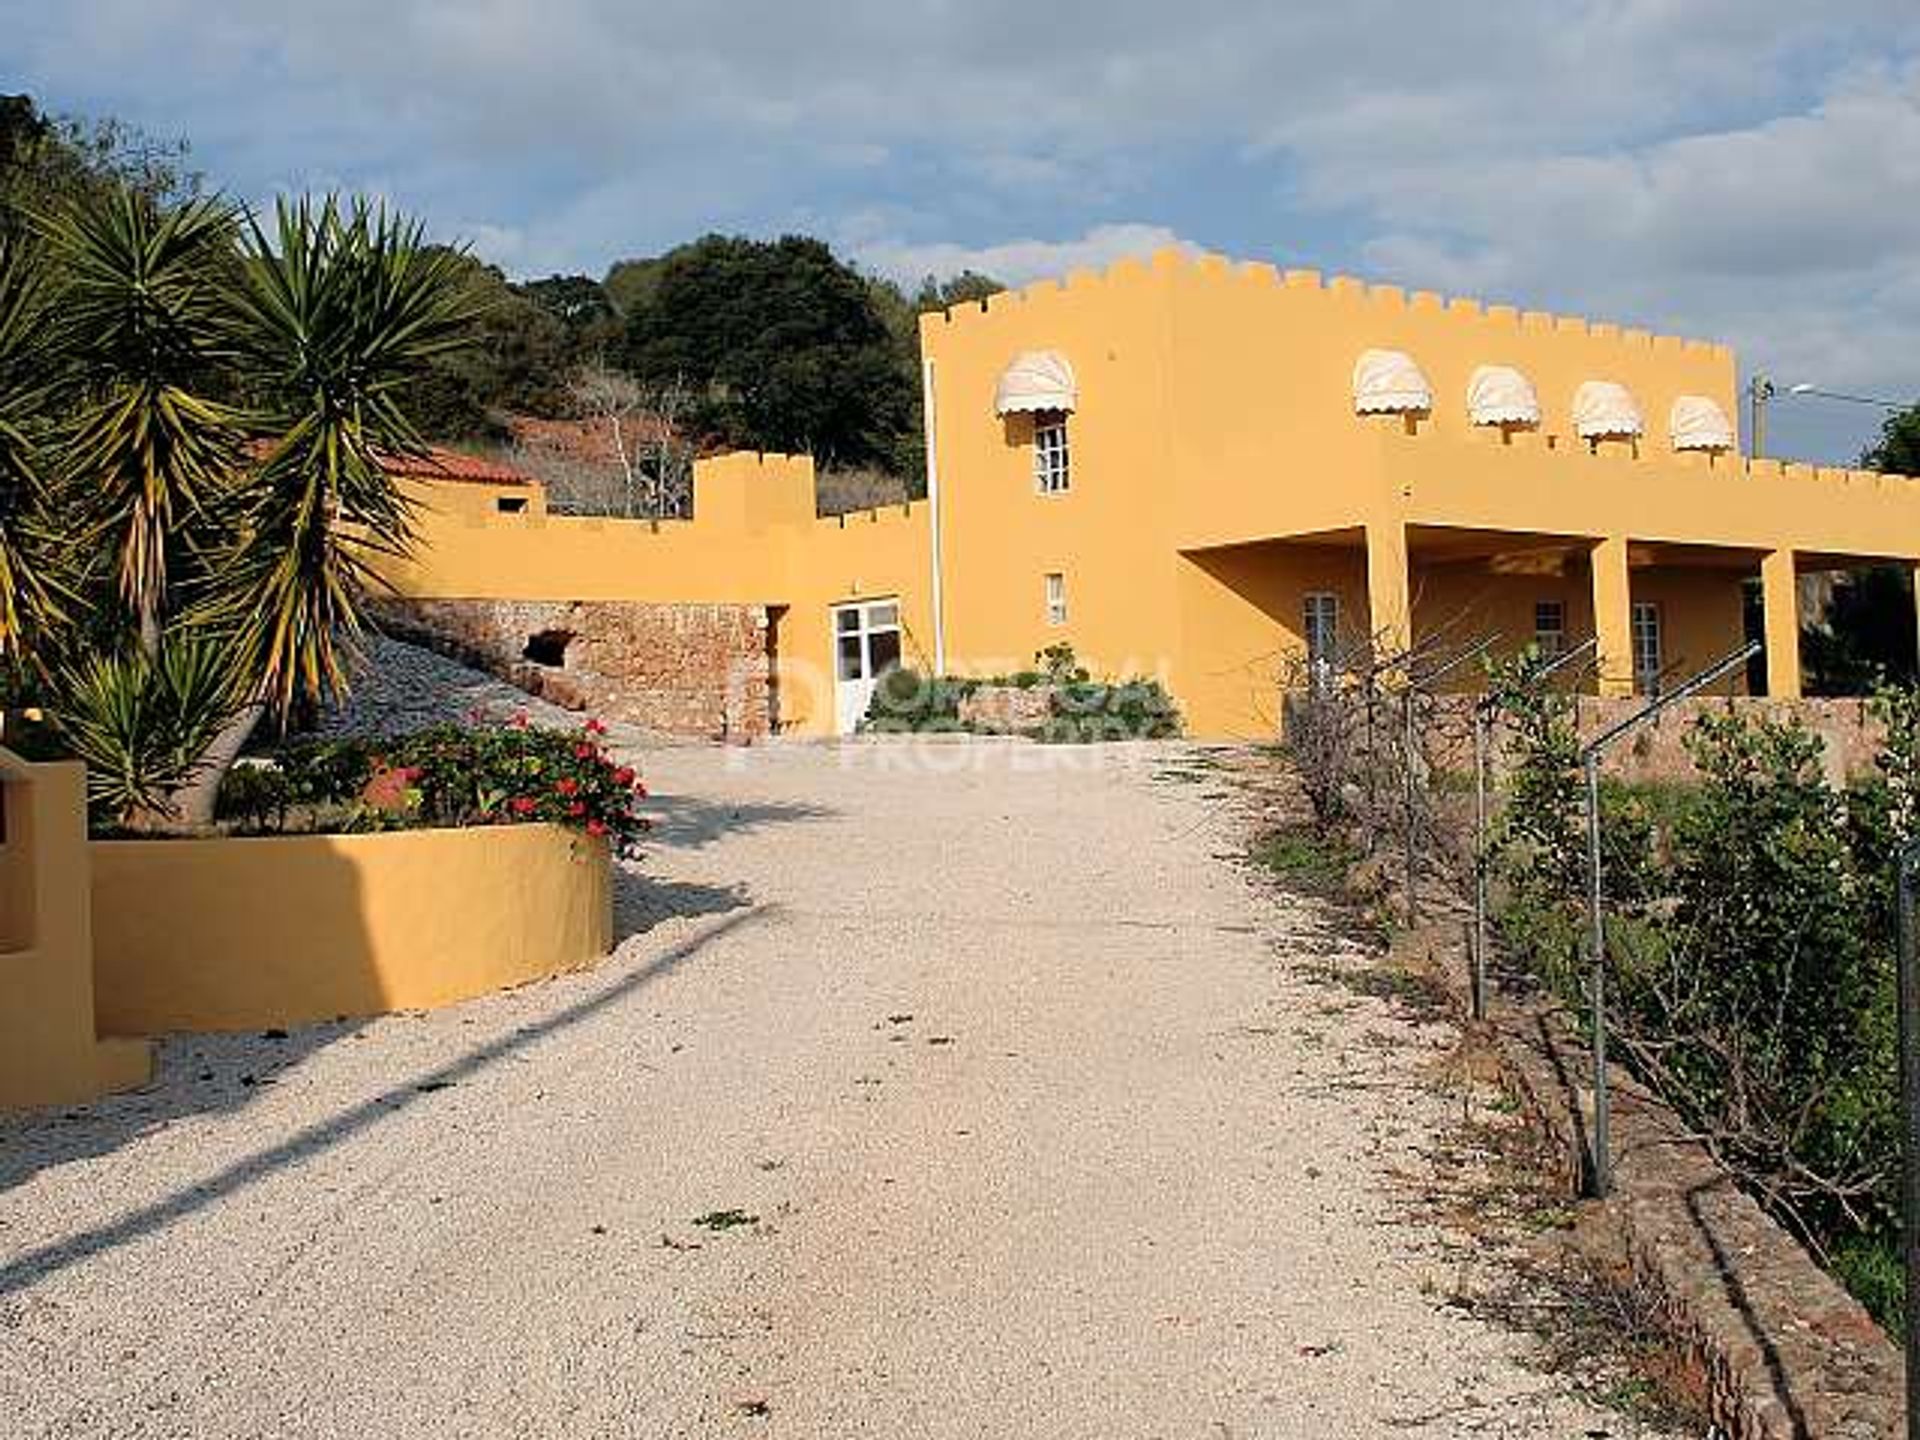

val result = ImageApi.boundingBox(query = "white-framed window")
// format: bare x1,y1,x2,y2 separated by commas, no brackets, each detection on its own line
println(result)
1534,599,1566,658
1632,601,1663,696
1303,592,1339,687
1045,572,1068,626
1033,411,1070,494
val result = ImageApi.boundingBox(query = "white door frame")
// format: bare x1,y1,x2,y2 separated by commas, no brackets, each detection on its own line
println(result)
832,597,903,734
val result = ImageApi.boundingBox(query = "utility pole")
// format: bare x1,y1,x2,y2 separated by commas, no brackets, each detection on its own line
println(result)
1747,374,1774,459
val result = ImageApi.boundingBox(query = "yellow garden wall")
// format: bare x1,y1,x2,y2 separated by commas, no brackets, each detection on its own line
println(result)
384,453,931,735
0,751,151,1112
91,824,612,1034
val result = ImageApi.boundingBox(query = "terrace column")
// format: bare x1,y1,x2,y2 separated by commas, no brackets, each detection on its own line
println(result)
1591,537,1634,697
1760,549,1802,699
1365,521,1411,673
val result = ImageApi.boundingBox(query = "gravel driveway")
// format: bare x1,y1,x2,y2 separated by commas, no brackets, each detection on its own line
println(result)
2,739,1663,1437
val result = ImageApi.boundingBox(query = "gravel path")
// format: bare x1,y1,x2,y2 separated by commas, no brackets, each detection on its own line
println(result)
2,739,1666,1438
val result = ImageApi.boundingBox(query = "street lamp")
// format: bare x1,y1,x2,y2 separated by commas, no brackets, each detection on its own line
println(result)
1787,382,1907,411
1748,376,1908,459
1747,375,1776,458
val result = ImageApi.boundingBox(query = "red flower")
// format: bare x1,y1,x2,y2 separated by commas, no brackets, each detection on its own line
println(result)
631,780,648,798
586,819,607,837
612,766,635,786
567,800,586,818
509,796,537,816
509,711,530,730
359,763,420,814
555,777,580,797
575,743,597,759
584,717,608,736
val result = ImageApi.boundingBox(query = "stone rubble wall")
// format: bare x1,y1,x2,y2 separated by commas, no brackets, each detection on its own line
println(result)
1398,693,1885,785
1410,918,1906,1439
956,684,1056,734
372,597,774,741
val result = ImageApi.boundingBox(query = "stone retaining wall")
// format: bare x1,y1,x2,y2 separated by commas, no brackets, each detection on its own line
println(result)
1406,921,1904,1438
373,597,774,741
957,684,1055,734
1399,693,1885,784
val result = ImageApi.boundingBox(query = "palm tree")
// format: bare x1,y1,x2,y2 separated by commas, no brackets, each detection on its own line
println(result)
43,189,244,656
220,196,478,715
0,229,62,666
17,186,480,826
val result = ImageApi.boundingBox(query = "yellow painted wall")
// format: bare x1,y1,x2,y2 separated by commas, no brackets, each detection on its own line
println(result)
91,824,612,1034
0,751,150,1113
379,247,1920,736
920,248,1918,730
383,454,931,735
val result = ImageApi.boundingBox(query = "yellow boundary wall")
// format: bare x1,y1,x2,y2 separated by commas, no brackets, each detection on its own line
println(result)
382,453,933,735
0,750,151,1112
90,824,613,1035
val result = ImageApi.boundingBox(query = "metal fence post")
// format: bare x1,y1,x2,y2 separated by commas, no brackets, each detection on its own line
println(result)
1897,843,1920,1440
1573,639,1759,1202
1471,706,1490,1021
1402,687,1419,927
1584,751,1610,1197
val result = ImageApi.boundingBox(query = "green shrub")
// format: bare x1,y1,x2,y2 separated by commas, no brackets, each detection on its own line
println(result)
1035,676,1182,743
859,668,975,732
1488,673,1915,1332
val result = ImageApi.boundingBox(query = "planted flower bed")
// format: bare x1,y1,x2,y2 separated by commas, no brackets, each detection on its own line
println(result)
214,715,650,855
86,717,644,1034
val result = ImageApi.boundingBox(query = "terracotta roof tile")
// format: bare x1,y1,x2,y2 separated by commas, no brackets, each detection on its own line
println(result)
380,447,540,487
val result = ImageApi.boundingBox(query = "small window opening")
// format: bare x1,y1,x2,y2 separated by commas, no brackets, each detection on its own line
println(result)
1631,602,1663,696
1033,412,1070,494
1045,572,1068,626
496,494,529,514
1533,600,1566,658
524,629,574,668
1303,592,1339,691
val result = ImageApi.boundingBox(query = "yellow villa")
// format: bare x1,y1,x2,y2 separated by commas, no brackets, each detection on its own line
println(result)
383,248,1920,739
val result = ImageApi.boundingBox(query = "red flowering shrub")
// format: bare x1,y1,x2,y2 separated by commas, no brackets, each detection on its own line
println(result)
359,762,423,816
218,720,650,855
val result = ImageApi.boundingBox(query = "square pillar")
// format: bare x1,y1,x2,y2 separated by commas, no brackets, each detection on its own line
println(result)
1760,549,1801,698
1365,521,1411,669
1591,536,1633,697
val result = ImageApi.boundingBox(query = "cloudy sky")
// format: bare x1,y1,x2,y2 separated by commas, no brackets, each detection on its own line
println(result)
11,1,1918,463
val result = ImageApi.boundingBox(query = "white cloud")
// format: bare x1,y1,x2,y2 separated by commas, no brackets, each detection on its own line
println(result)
853,223,1197,287
12,1,1920,457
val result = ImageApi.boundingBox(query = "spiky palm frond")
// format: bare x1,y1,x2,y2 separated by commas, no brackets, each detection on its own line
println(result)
0,228,63,662
218,196,480,715
41,189,244,648
54,632,242,827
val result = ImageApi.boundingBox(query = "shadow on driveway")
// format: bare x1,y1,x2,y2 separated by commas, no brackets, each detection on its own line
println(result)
0,905,771,1300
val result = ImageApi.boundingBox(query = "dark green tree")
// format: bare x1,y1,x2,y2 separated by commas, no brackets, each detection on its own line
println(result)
519,273,615,331
1861,402,1920,479
1802,399,1920,693
913,270,1003,312
0,94,198,232
397,251,580,437
619,234,915,471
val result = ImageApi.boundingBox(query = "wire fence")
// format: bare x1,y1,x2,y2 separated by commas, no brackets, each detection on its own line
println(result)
1284,631,1919,1422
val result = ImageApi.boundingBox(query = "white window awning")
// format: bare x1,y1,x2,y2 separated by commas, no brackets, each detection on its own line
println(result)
1352,348,1432,415
1572,380,1643,440
1466,364,1540,426
994,351,1077,415
1669,394,1735,452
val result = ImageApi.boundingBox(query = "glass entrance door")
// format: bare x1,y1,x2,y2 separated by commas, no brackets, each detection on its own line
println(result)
832,599,902,733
